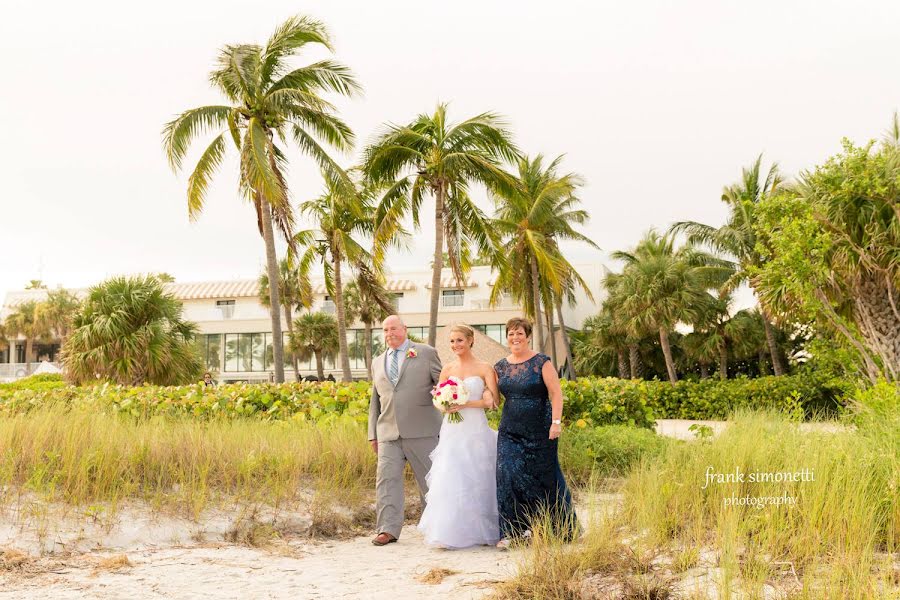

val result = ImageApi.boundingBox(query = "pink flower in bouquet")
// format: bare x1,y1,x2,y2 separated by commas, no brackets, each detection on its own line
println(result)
431,376,469,423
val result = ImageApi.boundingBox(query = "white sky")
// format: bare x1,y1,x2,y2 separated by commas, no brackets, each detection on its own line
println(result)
2,0,899,311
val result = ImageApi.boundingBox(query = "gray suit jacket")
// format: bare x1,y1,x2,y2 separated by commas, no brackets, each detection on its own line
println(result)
368,342,442,442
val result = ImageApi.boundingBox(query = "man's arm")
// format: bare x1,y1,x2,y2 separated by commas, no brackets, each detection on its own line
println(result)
368,383,381,452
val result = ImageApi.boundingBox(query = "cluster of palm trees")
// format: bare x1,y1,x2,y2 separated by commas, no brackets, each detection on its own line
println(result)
2,285,81,375
578,157,791,383
163,15,595,383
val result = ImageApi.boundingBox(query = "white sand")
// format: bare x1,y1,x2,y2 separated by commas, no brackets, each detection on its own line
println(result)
1,524,516,599
0,495,540,600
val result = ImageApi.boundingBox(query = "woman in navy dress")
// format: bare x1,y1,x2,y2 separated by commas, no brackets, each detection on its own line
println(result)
494,317,577,548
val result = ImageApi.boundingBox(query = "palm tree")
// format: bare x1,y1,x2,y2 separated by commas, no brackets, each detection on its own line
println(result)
670,155,787,375
363,103,518,346
612,231,729,384
602,270,646,379
63,276,202,385
290,312,339,380
577,311,629,378
4,301,50,374
343,266,394,379
163,15,360,383
292,173,378,381
37,289,81,347
259,258,313,381
490,155,597,355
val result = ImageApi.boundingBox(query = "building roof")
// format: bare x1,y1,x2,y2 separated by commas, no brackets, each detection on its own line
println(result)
165,280,260,300
311,279,417,295
433,326,509,367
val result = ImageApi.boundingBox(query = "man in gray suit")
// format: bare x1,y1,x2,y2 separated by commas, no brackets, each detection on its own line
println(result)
368,315,442,546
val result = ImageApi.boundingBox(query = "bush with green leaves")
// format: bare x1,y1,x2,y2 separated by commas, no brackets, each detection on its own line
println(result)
2,373,852,428
561,372,852,427
560,425,673,485
0,380,372,426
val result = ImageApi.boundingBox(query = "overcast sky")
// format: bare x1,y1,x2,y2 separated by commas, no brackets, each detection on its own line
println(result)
2,0,899,310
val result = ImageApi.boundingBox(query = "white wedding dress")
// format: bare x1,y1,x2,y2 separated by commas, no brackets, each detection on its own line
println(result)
418,376,500,548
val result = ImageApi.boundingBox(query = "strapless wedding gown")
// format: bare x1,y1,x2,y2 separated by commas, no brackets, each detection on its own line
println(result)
417,376,500,548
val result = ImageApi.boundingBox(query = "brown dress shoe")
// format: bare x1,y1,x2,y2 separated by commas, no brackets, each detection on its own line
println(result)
372,532,397,546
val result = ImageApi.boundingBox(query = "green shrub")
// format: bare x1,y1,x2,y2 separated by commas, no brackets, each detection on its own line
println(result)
0,380,372,425
561,373,851,425
560,425,672,485
0,373,853,427
0,373,68,393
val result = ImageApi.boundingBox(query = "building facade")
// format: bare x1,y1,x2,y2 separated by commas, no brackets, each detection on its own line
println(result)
0,264,606,382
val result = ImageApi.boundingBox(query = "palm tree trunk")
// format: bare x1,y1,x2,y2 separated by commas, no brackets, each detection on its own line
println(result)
700,363,709,379
659,327,678,384
260,199,285,383
718,343,728,380
428,183,445,347
332,247,353,382
314,350,324,381
555,301,576,379
364,322,374,380
530,260,544,352
761,309,785,376
545,302,558,367
283,305,300,381
758,349,768,376
628,344,641,379
617,350,628,379
25,337,33,375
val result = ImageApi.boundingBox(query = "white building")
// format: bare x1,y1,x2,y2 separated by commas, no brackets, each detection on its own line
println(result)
0,264,607,382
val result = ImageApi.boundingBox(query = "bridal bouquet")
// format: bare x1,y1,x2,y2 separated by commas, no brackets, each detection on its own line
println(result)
431,376,469,423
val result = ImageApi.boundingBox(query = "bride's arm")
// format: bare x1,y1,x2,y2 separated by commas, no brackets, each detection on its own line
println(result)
458,366,498,409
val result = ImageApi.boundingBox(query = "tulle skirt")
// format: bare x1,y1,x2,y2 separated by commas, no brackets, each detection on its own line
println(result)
417,408,500,548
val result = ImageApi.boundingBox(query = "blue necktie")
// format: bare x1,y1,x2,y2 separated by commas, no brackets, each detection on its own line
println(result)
389,349,399,384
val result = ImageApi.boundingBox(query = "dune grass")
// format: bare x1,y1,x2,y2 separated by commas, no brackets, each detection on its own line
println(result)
497,399,899,599
0,407,376,518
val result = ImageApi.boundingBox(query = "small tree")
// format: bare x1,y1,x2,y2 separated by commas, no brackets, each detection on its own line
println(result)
4,300,51,374
290,312,339,380
63,276,202,385
259,258,313,381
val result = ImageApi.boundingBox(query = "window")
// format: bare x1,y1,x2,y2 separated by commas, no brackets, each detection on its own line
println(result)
322,295,336,314
202,334,222,371
216,299,235,319
473,324,506,345
390,293,404,312
442,289,464,308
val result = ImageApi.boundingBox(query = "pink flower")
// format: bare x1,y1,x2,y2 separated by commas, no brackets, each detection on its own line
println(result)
406,348,417,359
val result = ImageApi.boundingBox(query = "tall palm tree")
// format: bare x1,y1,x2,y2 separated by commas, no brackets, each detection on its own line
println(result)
670,155,787,375
343,266,394,379
4,301,50,374
577,310,630,378
63,276,201,385
490,155,597,354
259,258,313,381
612,231,729,384
363,103,518,346
603,271,645,379
163,15,360,382
292,173,378,381
37,289,81,348
290,312,339,381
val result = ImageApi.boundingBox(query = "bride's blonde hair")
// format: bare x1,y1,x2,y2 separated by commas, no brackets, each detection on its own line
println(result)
449,324,476,348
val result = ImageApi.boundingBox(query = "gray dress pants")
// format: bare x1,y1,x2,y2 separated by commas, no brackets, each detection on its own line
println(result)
375,436,438,538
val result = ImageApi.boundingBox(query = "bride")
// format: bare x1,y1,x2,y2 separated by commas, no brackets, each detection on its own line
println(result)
418,324,501,549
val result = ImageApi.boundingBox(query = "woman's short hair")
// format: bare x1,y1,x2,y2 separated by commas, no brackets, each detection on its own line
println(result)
449,323,476,347
506,317,533,338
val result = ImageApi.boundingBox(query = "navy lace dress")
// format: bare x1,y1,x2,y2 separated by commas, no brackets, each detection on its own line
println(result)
495,353,577,540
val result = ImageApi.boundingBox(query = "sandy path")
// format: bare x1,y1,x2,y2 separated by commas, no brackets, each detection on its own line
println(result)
0,522,520,600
